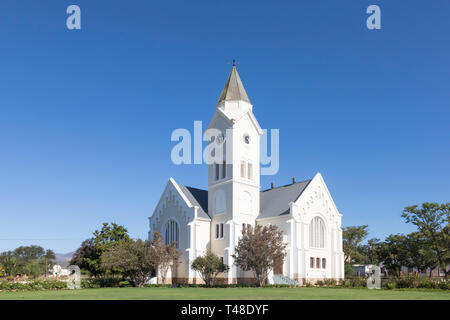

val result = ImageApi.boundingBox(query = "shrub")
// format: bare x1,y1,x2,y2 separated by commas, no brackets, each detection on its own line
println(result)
416,278,437,289
0,279,66,291
24,263,43,279
81,277,123,288
395,275,417,289
344,264,354,277
191,251,229,287
386,282,396,290
322,278,337,287
119,281,133,287
437,280,449,290
343,277,366,287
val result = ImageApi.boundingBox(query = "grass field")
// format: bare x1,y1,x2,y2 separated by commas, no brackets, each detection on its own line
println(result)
0,287,448,300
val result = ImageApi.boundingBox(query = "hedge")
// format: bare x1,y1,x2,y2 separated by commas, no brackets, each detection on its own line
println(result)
1,276,448,291
0,279,67,291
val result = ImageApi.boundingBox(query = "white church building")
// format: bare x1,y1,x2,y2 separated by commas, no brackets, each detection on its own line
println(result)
148,65,344,285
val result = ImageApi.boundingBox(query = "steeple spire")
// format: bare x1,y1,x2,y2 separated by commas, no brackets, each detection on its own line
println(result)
217,64,251,104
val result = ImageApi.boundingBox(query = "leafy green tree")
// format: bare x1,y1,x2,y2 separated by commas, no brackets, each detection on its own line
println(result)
69,239,97,272
402,202,449,277
191,251,229,287
232,224,287,287
40,249,56,276
403,232,438,275
13,245,45,264
72,222,130,277
376,234,410,278
344,264,354,277
0,245,55,276
342,225,369,264
93,222,130,245
24,262,43,279
0,264,5,277
357,238,381,265
100,239,154,287
3,256,18,277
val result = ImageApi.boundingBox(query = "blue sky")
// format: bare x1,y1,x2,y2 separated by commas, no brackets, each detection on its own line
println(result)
0,0,449,253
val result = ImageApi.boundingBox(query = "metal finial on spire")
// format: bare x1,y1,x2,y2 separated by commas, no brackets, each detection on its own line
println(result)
233,59,236,66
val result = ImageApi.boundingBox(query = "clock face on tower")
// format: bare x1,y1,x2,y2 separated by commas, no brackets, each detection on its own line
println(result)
244,134,250,144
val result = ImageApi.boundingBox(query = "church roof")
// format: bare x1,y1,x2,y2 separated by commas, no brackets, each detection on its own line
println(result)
258,179,312,219
180,179,311,220
179,185,210,219
217,65,251,104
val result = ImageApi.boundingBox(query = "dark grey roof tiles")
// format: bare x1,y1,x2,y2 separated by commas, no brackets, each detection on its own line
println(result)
180,179,311,221
179,185,210,219
258,180,311,219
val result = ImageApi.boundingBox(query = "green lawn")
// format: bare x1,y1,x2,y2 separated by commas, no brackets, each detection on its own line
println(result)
0,287,448,300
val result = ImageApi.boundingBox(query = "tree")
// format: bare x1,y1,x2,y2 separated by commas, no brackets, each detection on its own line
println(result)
150,231,182,284
0,245,55,277
69,239,97,272
101,239,154,287
191,251,229,287
357,238,380,265
342,225,368,264
13,245,45,264
0,265,5,277
3,256,18,277
232,224,287,287
24,262,43,279
402,202,449,277
72,222,130,277
376,234,409,278
402,232,438,275
93,222,130,245
41,249,56,276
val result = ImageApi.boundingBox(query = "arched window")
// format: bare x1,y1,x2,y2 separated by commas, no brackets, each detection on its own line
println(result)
309,216,326,248
165,220,179,248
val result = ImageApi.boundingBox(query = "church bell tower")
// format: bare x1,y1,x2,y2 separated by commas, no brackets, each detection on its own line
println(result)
206,63,263,282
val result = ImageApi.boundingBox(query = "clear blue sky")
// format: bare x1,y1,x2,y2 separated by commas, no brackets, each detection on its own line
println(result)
0,1,449,253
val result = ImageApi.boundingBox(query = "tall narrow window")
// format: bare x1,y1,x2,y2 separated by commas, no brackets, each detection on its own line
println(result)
215,163,219,180
222,160,226,178
316,257,321,269
240,161,246,178
165,220,179,248
322,258,326,269
310,257,314,268
247,163,253,180
309,217,326,248
215,223,224,239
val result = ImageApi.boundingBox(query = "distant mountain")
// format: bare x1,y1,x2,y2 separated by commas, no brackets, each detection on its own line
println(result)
54,252,74,268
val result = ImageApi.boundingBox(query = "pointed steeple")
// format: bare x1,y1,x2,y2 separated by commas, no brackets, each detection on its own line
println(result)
217,63,251,104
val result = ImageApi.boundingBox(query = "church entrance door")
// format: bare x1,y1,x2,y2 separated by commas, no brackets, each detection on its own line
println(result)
274,258,283,275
